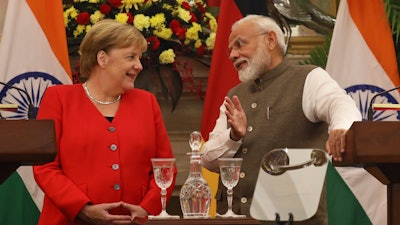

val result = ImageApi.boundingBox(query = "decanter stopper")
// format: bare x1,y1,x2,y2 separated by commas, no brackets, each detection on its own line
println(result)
189,131,202,151
179,131,212,218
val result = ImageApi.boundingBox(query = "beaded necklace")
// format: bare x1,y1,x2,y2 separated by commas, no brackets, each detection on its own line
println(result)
83,82,121,105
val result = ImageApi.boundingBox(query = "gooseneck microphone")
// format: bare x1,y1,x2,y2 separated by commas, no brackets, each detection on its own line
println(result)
367,85,400,121
0,81,35,119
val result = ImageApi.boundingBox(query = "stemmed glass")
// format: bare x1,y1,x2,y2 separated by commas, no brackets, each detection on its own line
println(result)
149,158,180,219
216,158,246,218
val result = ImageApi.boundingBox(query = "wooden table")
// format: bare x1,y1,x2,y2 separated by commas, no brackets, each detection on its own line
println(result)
145,217,261,225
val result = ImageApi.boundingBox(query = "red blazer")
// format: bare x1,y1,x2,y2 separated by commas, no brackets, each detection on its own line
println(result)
33,84,176,225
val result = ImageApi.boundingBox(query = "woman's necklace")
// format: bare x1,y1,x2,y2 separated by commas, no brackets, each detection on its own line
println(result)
83,82,121,105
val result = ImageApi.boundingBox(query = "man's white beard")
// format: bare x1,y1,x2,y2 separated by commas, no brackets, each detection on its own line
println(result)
238,46,270,82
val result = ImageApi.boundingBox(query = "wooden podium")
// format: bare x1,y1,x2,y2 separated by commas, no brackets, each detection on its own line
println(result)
0,120,57,184
335,121,400,225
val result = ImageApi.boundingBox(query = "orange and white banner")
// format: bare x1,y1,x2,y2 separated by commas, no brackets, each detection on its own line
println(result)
326,0,399,224
0,0,71,224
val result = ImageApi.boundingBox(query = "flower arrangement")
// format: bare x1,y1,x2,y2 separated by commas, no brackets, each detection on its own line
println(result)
63,0,217,66
63,0,217,110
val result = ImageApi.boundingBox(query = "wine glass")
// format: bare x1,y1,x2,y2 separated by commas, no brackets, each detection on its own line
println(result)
149,158,180,219
216,158,246,218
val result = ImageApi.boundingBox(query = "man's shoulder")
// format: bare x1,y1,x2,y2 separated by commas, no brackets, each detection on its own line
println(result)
290,61,318,70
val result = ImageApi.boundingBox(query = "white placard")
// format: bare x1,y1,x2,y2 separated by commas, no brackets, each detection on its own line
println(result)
250,148,328,221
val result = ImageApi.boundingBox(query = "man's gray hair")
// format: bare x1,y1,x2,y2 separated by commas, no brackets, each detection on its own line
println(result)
232,15,287,55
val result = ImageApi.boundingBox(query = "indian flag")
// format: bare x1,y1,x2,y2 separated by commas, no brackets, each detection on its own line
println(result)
326,0,399,224
0,0,71,224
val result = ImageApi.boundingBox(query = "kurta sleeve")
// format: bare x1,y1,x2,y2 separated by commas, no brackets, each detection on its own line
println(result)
201,102,243,172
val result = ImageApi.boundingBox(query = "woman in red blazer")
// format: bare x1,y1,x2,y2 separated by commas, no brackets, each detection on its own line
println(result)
33,19,177,225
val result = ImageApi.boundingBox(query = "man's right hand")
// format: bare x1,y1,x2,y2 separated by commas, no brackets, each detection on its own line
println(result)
224,95,247,141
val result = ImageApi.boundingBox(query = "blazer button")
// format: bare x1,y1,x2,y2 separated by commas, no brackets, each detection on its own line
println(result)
110,144,117,151
114,184,120,190
241,197,247,204
242,148,248,154
251,102,257,109
239,172,245,178
108,126,116,133
112,164,119,170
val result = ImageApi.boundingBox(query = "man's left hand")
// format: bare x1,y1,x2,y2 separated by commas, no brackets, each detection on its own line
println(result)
326,129,347,161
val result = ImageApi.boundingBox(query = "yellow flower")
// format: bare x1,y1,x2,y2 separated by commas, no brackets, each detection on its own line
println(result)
205,12,217,32
159,49,176,64
186,22,201,41
64,6,78,26
206,32,216,49
133,14,150,31
122,0,145,11
154,27,173,40
63,14,69,27
176,7,191,23
162,3,173,10
150,13,166,29
73,24,85,38
65,6,78,19
194,39,202,48
90,10,104,24
85,25,92,33
89,0,100,3
115,13,129,23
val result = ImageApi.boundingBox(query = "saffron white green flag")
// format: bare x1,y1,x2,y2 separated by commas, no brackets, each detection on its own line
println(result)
0,0,71,224
326,0,399,224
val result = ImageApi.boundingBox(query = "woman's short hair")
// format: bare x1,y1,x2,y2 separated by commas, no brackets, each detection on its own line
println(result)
79,19,147,78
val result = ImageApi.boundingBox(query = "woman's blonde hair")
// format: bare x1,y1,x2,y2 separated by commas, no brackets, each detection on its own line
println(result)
79,19,147,78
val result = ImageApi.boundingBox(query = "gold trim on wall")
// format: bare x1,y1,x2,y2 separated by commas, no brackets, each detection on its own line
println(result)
286,36,327,55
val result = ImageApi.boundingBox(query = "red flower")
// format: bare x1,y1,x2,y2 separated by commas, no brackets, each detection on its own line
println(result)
127,12,134,24
197,44,205,57
189,12,197,23
76,12,90,25
169,20,186,40
100,4,111,14
175,27,186,40
181,2,191,10
169,19,181,32
108,0,123,8
196,3,206,13
147,36,160,51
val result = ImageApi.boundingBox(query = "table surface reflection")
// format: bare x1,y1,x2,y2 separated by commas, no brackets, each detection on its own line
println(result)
145,217,261,225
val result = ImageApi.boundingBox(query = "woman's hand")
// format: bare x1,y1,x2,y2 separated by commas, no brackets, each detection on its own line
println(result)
78,202,132,225
120,202,148,225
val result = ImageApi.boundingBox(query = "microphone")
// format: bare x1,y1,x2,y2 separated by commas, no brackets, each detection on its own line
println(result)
0,81,35,119
367,85,400,121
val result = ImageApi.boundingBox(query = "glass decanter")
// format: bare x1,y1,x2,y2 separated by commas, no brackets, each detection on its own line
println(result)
179,131,212,218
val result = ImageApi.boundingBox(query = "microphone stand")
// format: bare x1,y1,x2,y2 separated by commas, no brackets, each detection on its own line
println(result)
0,81,35,119
367,85,400,121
